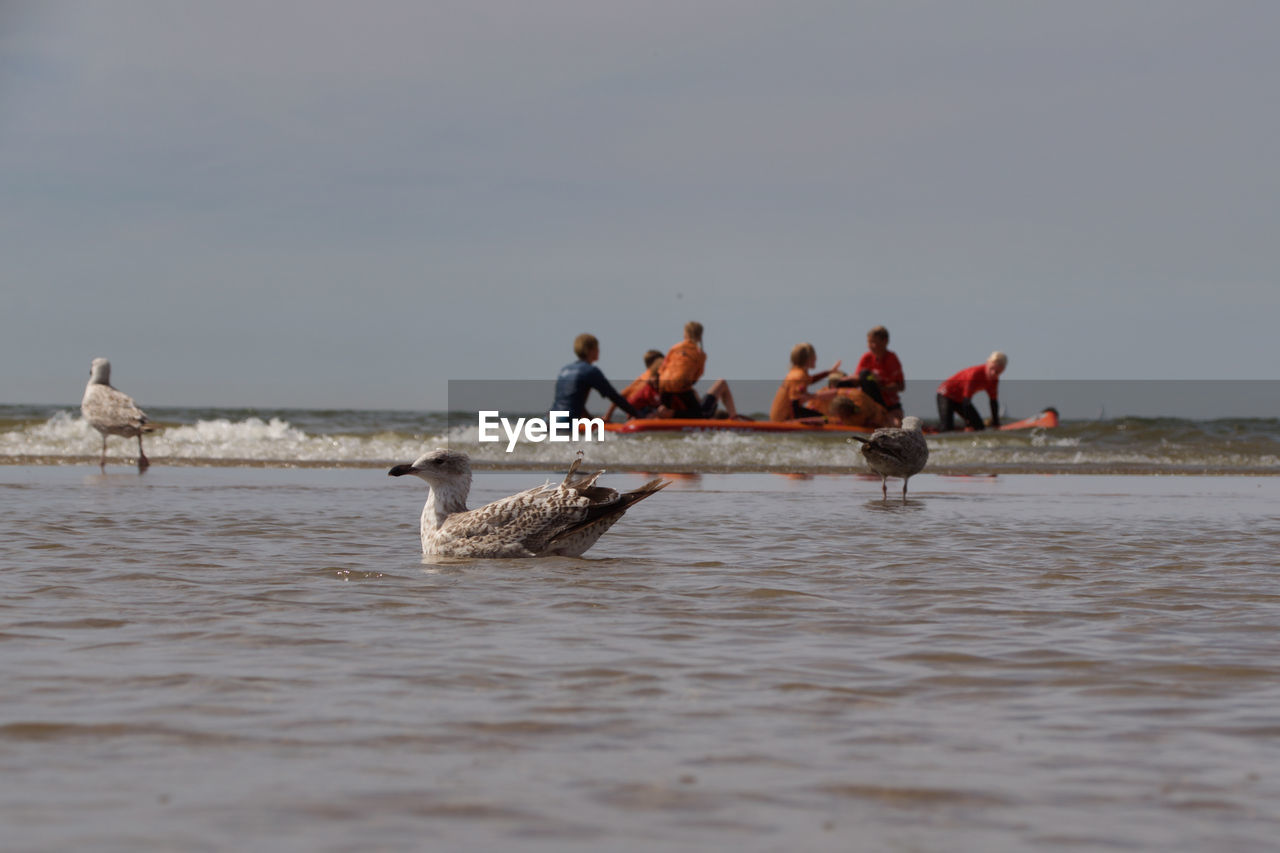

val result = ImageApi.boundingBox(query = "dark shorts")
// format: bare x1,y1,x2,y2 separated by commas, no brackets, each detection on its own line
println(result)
834,372,887,408
662,390,717,419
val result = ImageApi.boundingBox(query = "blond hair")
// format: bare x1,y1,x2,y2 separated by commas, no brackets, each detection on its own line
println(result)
573,334,599,360
790,342,816,367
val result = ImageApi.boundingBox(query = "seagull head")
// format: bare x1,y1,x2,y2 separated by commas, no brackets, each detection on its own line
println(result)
88,358,111,385
388,448,473,486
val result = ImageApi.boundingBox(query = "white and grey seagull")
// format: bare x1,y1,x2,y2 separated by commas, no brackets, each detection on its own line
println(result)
388,449,669,558
81,357,156,471
851,415,929,501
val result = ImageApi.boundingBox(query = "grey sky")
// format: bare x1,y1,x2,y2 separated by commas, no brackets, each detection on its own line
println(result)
3,2,1277,412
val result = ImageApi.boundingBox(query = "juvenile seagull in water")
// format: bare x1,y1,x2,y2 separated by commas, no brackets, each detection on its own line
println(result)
81,358,156,471
388,449,669,558
851,416,929,501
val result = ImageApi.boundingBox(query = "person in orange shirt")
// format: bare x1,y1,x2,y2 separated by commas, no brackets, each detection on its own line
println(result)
826,388,892,429
936,351,1007,431
658,321,742,419
605,349,668,421
769,342,842,422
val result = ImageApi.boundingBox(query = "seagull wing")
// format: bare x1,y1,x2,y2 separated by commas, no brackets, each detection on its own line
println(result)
435,483,594,557
434,476,668,558
82,384,152,434
861,430,928,477
543,478,668,556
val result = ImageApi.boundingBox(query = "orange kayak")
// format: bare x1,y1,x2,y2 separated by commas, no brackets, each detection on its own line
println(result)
603,418,875,434
604,408,1059,435
996,407,1059,431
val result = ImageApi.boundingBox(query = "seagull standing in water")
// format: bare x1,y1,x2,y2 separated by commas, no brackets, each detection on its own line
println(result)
851,416,929,501
388,449,669,558
81,358,156,471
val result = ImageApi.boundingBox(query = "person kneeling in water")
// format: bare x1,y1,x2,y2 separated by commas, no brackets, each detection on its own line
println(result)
936,351,1006,431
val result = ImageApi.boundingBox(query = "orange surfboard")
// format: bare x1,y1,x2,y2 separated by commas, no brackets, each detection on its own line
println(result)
603,408,1058,435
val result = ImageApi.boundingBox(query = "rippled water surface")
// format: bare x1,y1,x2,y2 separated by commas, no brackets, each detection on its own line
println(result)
3,465,1280,851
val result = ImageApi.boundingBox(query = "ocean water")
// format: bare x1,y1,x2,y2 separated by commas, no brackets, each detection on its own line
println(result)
2,406,1280,850
3,404,1279,474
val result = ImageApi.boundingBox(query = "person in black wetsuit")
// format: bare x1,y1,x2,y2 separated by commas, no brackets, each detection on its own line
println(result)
551,334,639,421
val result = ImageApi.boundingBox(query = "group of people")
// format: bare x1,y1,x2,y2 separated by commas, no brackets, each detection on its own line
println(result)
552,321,1007,432
552,322,744,425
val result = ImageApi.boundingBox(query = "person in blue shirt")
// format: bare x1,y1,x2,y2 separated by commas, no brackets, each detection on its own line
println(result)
552,334,639,421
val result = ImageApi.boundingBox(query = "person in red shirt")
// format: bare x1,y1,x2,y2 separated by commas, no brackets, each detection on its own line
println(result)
605,349,667,421
936,351,1007,431
852,325,905,426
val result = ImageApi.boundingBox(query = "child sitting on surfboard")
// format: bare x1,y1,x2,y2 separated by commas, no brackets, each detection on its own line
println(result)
605,349,670,421
769,343,842,422
851,325,905,426
826,388,893,429
657,321,744,420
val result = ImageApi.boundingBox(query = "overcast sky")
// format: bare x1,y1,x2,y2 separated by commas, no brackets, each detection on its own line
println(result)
3,2,1277,411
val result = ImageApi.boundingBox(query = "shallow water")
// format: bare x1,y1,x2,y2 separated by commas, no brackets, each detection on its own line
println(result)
3,464,1279,851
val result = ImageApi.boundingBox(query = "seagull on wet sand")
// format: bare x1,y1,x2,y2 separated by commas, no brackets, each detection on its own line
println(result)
81,358,156,471
851,416,929,501
388,449,669,558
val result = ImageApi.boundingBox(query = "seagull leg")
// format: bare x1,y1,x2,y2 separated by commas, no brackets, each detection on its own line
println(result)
100,435,108,470
137,435,150,471
881,476,888,501
902,478,908,503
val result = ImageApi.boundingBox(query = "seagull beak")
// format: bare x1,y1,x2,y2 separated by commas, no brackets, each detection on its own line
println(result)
388,463,418,477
